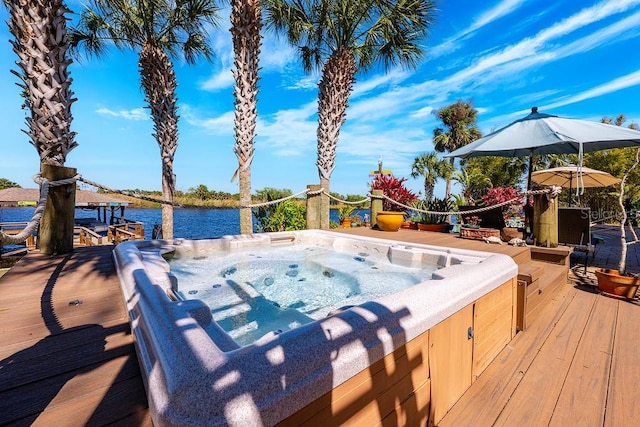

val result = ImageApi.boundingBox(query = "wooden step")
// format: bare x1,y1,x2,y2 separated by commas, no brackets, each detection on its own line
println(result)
524,260,569,328
530,245,573,265
515,260,568,331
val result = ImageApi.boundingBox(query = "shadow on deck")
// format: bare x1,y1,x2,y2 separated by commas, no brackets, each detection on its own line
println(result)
0,246,151,426
1,226,638,425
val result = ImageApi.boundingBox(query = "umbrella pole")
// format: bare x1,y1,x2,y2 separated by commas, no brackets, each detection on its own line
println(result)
569,172,573,206
525,155,534,236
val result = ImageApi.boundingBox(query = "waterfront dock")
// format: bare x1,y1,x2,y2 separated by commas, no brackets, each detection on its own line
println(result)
0,226,638,425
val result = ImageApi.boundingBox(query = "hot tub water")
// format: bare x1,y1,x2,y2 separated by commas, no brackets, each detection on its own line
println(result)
169,244,437,346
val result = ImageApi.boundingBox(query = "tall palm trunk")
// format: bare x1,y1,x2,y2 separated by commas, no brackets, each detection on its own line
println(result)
231,0,261,234
445,157,455,198
139,43,178,239
7,0,78,164
8,0,78,255
316,49,356,229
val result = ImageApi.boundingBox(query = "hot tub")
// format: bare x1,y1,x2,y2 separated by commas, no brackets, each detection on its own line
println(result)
114,230,518,426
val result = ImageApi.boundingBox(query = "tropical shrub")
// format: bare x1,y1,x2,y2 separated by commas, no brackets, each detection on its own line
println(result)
482,187,522,207
254,199,306,232
417,197,454,224
370,175,418,212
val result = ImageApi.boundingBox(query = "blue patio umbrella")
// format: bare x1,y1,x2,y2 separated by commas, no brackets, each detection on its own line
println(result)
446,107,640,230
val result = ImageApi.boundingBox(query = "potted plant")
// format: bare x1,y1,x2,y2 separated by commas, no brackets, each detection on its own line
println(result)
416,197,453,232
350,214,362,227
337,205,355,228
370,174,418,231
595,148,640,299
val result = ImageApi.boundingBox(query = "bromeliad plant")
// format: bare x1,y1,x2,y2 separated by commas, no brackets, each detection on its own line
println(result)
416,197,454,224
481,186,522,208
370,175,418,213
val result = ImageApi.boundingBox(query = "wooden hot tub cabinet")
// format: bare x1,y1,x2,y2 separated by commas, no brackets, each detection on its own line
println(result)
279,277,517,426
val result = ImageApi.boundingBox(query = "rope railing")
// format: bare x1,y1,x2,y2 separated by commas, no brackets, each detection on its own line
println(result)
0,173,80,245
325,192,370,206
239,188,311,209
378,187,561,216
1,170,562,247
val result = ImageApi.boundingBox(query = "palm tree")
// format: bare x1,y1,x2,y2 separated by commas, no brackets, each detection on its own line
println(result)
264,0,436,229
452,168,491,205
433,99,482,199
5,0,78,254
410,152,452,201
231,0,261,234
70,0,220,239
5,0,78,165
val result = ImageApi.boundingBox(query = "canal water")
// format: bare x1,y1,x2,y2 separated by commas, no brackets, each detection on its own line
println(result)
0,207,371,241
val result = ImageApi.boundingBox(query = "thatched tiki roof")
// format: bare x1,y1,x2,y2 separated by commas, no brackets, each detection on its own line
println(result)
0,188,130,207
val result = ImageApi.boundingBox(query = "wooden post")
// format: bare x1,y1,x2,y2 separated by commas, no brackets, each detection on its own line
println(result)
39,164,76,255
319,178,330,230
533,192,558,248
371,190,383,228
306,184,321,229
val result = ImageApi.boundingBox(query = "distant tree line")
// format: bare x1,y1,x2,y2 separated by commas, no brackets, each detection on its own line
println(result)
0,178,20,190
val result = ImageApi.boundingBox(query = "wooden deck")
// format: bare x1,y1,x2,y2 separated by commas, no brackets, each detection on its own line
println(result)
0,227,638,425
0,246,151,426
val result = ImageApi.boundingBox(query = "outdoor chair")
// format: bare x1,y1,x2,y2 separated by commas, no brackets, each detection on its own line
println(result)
558,207,596,273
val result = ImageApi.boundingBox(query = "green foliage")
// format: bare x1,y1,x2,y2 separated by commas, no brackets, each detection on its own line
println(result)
254,187,292,200
415,197,454,224
188,184,211,201
433,100,482,154
460,157,525,202
0,178,20,190
264,0,436,73
337,205,355,220
253,187,305,232
411,152,452,201
254,199,306,232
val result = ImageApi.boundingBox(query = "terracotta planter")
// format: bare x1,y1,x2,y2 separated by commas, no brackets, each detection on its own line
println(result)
417,223,448,232
595,268,640,299
501,227,523,241
401,221,418,230
459,226,501,241
376,211,405,232
340,218,352,228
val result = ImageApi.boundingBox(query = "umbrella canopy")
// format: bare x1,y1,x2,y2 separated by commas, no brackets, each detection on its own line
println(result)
531,165,621,188
447,107,640,160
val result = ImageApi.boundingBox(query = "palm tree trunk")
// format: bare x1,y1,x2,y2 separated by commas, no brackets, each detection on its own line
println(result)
231,0,261,234
317,49,356,228
445,157,454,199
7,0,78,165
8,0,78,252
139,43,178,239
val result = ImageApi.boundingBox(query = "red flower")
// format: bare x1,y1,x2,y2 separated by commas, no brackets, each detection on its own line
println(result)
482,187,522,207
370,174,418,212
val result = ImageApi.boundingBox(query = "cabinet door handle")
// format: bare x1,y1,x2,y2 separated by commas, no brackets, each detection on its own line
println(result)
468,326,474,340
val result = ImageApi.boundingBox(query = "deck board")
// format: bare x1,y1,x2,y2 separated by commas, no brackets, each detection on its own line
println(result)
1,226,638,426
493,289,595,425
549,294,617,426
0,246,150,426
605,299,640,426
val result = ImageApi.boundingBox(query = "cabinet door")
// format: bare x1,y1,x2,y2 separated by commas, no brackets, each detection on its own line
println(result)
428,304,474,425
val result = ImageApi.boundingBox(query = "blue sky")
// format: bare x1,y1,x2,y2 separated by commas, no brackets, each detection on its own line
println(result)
2,0,640,199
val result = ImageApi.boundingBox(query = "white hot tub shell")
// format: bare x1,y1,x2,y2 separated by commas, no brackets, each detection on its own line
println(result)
113,230,518,426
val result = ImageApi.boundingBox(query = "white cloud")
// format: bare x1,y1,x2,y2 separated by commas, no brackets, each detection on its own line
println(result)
430,0,530,58
543,70,640,110
95,107,148,121
201,68,235,91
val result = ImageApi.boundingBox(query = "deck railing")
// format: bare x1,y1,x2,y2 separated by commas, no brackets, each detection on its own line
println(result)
0,222,36,249
107,220,144,244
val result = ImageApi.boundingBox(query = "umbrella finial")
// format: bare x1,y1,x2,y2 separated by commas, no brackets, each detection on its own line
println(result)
531,106,538,113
